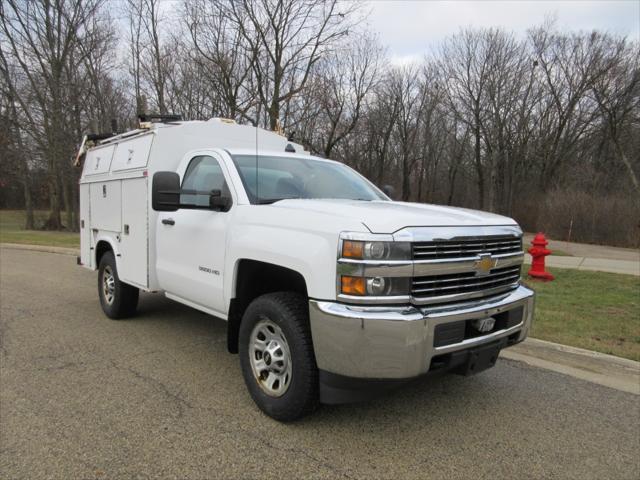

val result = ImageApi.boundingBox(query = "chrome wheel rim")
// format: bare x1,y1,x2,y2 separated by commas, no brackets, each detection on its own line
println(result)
102,265,115,305
249,318,292,397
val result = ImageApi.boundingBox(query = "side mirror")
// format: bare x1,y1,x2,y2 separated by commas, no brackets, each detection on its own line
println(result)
382,184,396,200
152,171,180,211
152,171,233,212
209,189,232,212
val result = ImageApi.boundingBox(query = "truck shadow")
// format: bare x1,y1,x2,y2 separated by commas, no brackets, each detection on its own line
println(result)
133,292,229,337
130,292,524,431
115,290,616,472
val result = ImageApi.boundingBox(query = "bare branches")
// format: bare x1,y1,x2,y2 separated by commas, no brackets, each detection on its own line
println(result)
125,0,170,114
1,3,638,245
1,0,117,230
204,0,362,129
294,30,384,157
590,38,640,193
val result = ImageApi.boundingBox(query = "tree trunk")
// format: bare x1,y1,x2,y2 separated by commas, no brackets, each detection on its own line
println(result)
447,164,458,206
21,174,35,230
6,90,35,229
45,173,62,230
376,150,385,185
474,126,484,209
268,97,280,131
61,175,73,231
417,160,425,202
613,137,640,194
402,154,411,201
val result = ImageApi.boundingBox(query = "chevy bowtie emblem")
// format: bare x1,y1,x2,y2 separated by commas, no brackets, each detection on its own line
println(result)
474,253,497,276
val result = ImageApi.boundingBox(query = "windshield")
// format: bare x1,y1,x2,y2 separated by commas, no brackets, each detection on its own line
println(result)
230,155,387,204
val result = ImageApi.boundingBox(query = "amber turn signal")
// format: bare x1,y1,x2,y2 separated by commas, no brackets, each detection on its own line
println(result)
342,240,364,259
341,276,366,295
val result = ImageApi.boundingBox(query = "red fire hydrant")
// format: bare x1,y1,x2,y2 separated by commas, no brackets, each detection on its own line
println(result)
528,232,554,281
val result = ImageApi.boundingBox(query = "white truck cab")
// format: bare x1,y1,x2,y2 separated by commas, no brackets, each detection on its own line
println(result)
78,117,535,421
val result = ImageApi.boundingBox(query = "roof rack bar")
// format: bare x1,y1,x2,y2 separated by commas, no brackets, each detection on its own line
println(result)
86,132,115,142
138,113,182,123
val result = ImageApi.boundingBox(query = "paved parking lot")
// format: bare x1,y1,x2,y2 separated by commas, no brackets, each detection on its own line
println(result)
1,248,639,479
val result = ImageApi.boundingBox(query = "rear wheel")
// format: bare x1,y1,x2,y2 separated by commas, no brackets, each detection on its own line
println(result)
98,251,139,319
239,292,319,421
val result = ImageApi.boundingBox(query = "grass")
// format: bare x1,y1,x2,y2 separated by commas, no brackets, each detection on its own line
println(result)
524,268,640,361
0,210,79,248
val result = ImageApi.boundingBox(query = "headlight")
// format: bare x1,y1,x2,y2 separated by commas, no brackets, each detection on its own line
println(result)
341,240,411,261
338,235,412,300
341,275,411,296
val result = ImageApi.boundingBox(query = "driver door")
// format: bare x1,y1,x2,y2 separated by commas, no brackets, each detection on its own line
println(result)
155,154,233,316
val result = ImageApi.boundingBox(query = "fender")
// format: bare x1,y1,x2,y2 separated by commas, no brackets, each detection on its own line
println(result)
224,226,338,308
228,256,310,300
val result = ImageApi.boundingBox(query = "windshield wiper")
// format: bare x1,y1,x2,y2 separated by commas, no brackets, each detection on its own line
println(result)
256,197,373,204
256,196,300,205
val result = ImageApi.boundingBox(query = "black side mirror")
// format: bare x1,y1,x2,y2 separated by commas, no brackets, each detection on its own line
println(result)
152,171,180,211
209,189,232,212
153,171,232,212
382,184,396,200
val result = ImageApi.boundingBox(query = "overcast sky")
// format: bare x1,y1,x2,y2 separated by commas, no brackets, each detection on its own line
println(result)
364,0,640,64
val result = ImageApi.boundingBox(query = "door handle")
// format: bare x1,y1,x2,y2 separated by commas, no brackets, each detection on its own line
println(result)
162,218,175,226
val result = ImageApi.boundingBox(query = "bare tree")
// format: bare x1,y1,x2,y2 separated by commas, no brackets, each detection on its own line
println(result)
387,66,425,201
306,31,384,157
0,85,34,228
212,0,361,130
528,25,609,189
479,30,531,213
591,37,640,193
360,80,401,186
1,4,638,247
438,29,494,209
1,0,105,230
184,0,258,122
414,64,447,203
126,0,170,114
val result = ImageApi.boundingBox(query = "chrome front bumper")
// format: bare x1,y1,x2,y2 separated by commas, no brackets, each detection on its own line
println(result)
309,285,535,379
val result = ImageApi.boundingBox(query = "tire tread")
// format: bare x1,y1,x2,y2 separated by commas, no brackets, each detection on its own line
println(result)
239,291,319,421
98,251,139,319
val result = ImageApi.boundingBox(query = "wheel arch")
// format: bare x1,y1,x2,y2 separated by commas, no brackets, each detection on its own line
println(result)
227,259,308,354
95,239,115,267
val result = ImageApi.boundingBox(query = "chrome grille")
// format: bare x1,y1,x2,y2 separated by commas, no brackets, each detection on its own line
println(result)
412,265,521,302
412,236,522,260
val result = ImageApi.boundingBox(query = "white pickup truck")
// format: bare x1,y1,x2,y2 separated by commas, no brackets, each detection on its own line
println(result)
78,117,535,421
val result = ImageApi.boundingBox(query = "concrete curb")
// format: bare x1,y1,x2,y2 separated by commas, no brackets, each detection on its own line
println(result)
0,243,79,257
523,253,639,276
502,338,640,395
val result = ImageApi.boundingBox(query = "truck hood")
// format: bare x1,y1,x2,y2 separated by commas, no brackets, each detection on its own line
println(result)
269,199,517,233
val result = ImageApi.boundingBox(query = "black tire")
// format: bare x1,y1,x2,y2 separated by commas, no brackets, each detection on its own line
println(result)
98,251,139,319
239,292,319,422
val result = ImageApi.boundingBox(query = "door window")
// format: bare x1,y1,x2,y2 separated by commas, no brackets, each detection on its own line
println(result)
181,155,229,207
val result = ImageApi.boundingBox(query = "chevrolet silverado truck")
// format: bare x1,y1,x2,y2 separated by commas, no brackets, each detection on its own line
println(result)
77,116,535,421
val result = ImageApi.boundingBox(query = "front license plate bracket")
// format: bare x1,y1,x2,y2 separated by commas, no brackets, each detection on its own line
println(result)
461,340,506,376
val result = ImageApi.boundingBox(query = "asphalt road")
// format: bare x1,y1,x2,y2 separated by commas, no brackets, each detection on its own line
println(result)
1,248,639,480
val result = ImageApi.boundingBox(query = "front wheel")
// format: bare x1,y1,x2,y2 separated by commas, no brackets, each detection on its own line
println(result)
98,251,139,319
239,292,319,421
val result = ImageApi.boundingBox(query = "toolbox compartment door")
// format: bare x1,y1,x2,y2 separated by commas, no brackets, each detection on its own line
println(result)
89,180,122,232
111,134,154,172
79,184,92,266
83,144,115,176
117,177,149,288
